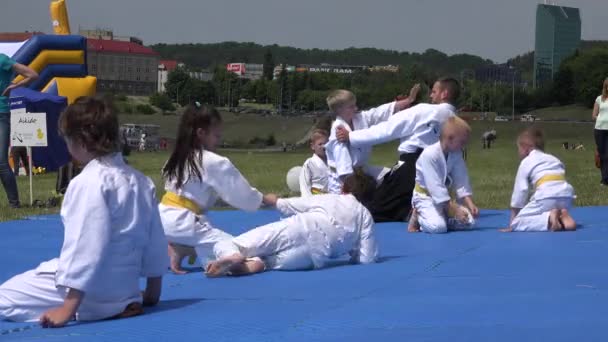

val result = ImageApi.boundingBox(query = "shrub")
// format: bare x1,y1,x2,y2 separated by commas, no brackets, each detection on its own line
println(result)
136,104,156,115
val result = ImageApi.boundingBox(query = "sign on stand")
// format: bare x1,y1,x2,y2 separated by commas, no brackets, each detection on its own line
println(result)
9,97,48,206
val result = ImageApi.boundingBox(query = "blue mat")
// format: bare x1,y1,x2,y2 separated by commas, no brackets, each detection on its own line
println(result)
1,207,608,341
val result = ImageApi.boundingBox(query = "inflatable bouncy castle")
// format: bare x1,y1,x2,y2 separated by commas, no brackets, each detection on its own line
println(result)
1,0,96,104
1,0,96,171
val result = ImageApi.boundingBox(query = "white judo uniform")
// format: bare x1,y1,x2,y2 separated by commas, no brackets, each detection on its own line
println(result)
299,153,329,196
325,102,396,194
510,149,575,232
412,142,475,234
348,103,456,156
216,194,378,270
159,150,263,261
0,153,168,322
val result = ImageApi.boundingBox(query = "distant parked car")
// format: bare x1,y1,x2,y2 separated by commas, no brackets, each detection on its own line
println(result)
495,115,509,122
520,114,537,122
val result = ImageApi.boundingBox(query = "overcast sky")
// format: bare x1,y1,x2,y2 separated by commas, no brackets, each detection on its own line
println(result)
1,0,605,63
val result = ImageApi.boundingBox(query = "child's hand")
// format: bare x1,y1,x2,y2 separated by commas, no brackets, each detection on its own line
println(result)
467,203,479,217
454,206,470,224
263,193,278,206
335,126,350,143
40,306,74,328
142,277,162,307
499,227,513,233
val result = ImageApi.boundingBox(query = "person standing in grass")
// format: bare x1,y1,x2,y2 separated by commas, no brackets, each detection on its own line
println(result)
159,102,277,274
592,77,608,186
500,127,576,232
0,97,168,327
0,53,38,208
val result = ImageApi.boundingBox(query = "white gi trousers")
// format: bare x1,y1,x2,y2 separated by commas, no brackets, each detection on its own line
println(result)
511,197,573,232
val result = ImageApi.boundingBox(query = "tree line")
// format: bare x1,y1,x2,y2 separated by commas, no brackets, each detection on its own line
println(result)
150,41,608,114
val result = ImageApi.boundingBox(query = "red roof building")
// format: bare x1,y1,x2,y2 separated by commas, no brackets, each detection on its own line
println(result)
87,38,159,56
0,32,44,42
159,60,180,72
87,38,159,96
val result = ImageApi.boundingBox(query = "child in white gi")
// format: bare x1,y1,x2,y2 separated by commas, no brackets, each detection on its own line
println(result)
159,102,277,274
299,129,329,196
324,85,420,194
335,78,460,222
205,171,378,277
408,116,479,234
500,127,576,232
0,97,168,327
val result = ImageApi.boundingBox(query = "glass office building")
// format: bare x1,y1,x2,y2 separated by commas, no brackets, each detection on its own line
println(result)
533,4,581,88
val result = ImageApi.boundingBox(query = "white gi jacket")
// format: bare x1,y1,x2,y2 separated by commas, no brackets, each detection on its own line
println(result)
159,150,263,259
232,194,378,270
412,142,474,233
348,103,456,154
511,149,575,209
325,101,396,192
0,153,168,322
510,150,575,232
299,153,329,196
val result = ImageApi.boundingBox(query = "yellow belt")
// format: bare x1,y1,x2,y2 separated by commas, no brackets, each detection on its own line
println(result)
535,174,566,189
415,184,460,217
161,191,203,215
311,187,326,195
414,183,430,196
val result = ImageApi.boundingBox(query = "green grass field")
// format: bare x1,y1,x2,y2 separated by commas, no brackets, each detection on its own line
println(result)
120,111,315,146
0,117,604,222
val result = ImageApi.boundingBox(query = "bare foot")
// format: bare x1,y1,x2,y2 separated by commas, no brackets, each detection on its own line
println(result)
168,243,197,274
407,209,421,233
559,209,577,231
548,209,563,232
499,227,513,233
205,253,246,278
228,257,266,276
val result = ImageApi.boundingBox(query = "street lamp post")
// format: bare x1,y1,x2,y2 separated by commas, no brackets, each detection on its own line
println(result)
511,68,516,121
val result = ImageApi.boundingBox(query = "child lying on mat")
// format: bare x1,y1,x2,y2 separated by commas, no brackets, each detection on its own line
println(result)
407,116,479,234
500,127,576,232
0,97,168,327
205,171,378,277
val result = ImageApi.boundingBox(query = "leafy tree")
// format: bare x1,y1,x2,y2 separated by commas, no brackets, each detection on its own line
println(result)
149,92,175,112
164,68,191,105
263,49,275,81
552,65,575,105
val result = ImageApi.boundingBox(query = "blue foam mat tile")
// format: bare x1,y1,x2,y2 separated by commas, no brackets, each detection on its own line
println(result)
1,206,608,341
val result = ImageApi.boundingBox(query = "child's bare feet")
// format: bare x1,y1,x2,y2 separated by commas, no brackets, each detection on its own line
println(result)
407,209,421,233
205,253,246,278
559,208,577,231
548,209,563,232
499,227,513,232
168,243,197,274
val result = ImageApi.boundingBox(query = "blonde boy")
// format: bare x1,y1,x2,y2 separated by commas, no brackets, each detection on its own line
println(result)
324,85,419,194
500,127,576,232
408,116,479,234
299,129,330,196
